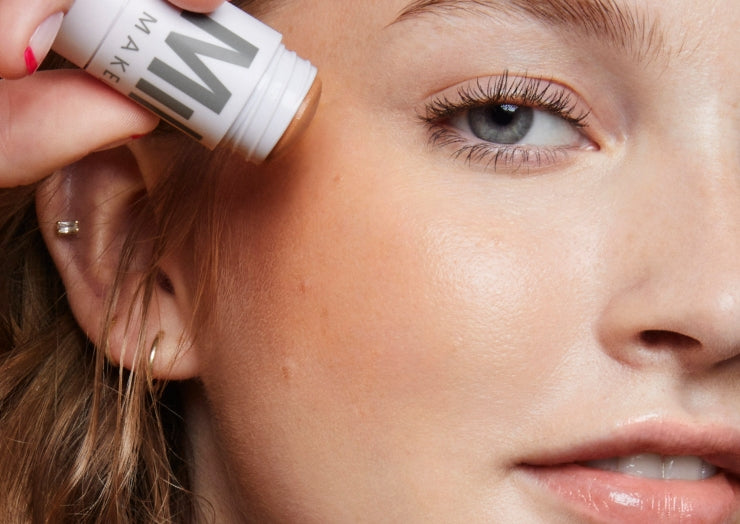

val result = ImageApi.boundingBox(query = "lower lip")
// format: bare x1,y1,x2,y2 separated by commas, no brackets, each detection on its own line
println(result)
524,464,740,524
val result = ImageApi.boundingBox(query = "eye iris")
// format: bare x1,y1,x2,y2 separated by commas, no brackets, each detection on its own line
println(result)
467,104,534,144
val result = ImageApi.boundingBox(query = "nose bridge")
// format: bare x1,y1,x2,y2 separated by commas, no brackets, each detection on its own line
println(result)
597,129,740,370
660,157,738,278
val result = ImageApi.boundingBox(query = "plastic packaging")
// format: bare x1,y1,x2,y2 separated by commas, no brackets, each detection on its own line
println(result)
53,0,320,162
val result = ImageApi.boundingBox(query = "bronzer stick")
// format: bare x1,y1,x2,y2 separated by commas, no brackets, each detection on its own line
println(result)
53,0,320,162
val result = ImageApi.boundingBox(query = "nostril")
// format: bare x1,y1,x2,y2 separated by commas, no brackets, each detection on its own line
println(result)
640,330,700,349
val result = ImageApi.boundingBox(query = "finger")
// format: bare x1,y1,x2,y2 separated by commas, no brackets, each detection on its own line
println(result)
0,0,70,78
169,0,226,13
0,70,159,186
0,0,227,80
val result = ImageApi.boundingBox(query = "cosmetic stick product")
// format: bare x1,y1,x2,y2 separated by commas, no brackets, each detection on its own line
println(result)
52,0,320,162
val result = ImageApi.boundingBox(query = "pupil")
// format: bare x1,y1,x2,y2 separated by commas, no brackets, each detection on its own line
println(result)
490,104,518,126
467,104,534,145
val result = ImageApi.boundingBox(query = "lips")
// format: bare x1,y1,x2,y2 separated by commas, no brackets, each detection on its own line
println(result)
582,453,718,480
519,422,740,523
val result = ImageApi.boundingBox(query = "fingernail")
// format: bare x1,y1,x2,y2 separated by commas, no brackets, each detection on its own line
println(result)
26,12,64,74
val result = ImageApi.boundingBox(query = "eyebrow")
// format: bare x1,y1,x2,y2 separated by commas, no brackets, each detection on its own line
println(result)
393,0,669,63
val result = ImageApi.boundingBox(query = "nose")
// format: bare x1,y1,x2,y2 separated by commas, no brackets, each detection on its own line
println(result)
596,139,740,373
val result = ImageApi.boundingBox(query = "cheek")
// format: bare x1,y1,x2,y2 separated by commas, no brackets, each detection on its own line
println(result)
204,155,577,425
193,104,599,516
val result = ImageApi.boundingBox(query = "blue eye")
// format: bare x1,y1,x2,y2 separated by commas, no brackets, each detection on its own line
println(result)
450,103,587,148
467,104,534,144
422,74,597,170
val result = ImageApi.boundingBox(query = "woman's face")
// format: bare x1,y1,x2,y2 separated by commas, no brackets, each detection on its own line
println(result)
179,0,740,521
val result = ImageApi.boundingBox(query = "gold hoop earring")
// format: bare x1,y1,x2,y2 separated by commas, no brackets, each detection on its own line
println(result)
148,332,163,376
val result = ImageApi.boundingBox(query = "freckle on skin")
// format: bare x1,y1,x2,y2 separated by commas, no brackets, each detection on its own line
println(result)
281,366,291,381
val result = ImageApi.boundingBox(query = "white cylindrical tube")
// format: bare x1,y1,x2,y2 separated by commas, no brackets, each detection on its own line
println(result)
52,0,319,163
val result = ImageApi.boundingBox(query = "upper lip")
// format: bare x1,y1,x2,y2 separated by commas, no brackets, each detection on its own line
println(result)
520,420,740,478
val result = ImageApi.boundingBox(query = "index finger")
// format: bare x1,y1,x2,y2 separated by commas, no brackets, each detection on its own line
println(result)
0,0,70,78
0,0,227,79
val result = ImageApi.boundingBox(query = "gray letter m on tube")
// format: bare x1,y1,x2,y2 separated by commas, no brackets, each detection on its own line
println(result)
141,12,259,115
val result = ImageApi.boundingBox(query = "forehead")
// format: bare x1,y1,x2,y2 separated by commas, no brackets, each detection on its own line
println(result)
269,0,737,94
274,0,736,56
257,0,738,140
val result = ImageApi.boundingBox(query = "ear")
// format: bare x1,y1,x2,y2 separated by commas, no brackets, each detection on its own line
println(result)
35,147,199,380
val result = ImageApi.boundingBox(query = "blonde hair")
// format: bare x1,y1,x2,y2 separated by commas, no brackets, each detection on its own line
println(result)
0,26,259,522
0,156,201,523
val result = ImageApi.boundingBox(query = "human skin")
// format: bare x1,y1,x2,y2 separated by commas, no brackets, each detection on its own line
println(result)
7,0,740,521
0,0,223,183
157,0,739,521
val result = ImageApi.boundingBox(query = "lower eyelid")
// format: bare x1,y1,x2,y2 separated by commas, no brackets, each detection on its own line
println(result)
426,127,575,171
425,123,596,174
462,144,574,172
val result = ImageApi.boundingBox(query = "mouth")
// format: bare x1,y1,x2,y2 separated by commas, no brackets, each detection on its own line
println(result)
519,424,740,523
581,453,719,480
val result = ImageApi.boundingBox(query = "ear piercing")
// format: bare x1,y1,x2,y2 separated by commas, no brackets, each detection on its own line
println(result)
55,220,80,237
148,332,163,377
149,333,160,367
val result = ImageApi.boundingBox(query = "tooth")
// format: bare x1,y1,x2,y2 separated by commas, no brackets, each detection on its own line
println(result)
618,453,664,479
583,458,619,471
701,461,719,479
663,456,718,480
584,454,720,480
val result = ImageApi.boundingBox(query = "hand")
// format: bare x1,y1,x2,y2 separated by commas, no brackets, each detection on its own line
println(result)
0,0,225,186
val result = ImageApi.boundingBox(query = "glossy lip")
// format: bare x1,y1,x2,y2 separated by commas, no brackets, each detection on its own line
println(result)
518,421,740,523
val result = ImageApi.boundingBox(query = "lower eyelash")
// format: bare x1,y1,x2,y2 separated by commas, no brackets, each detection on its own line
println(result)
428,126,571,172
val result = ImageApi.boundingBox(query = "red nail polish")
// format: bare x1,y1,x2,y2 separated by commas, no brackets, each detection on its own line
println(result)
24,47,38,75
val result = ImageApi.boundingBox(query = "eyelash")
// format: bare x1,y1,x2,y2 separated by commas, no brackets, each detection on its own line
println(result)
420,72,592,171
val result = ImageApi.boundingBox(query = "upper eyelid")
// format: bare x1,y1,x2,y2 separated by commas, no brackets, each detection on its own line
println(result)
419,72,593,127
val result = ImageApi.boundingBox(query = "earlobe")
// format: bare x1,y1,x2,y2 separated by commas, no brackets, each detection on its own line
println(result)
35,147,199,380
